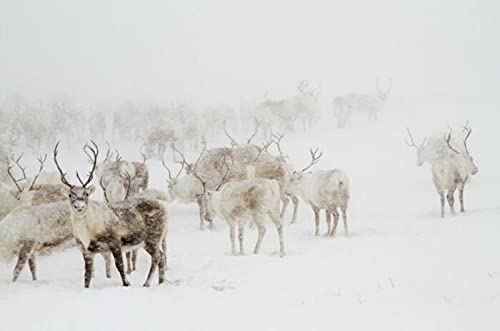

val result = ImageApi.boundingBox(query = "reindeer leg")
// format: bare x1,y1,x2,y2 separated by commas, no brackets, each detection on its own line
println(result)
126,251,132,274
143,241,161,287
312,206,320,237
341,204,349,237
109,241,130,287
330,209,340,237
447,187,456,214
13,242,35,283
197,195,206,230
254,218,266,255
27,252,37,281
280,194,290,220
229,222,237,256
459,183,465,213
238,220,246,256
290,195,299,224
270,210,285,257
438,191,445,218
83,252,95,288
28,253,37,281
158,238,167,284
102,252,112,278
132,250,138,271
325,210,332,236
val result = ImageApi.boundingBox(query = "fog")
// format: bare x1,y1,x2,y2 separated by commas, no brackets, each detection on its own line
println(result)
1,0,499,107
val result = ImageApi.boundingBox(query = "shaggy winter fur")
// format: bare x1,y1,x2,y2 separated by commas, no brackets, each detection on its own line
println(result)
205,170,285,257
98,160,149,203
0,200,73,282
65,185,167,288
288,170,351,237
0,184,114,282
431,152,478,218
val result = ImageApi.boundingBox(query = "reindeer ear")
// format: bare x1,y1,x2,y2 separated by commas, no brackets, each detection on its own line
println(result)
60,186,72,197
87,185,96,195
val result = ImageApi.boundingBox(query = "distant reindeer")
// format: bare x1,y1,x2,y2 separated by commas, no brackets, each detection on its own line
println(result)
205,166,285,257
431,129,478,218
54,141,167,288
287,149,351,237
338,78,392,121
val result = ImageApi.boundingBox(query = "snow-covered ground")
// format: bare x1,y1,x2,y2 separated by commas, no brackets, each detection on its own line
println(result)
1,104,499,331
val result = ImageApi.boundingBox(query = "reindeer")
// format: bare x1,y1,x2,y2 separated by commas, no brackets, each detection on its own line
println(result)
338,78,392,121
223,126,300,224
0,153,114,282
431,130,478,218
205,166,285,257
287,149,351,237
95,146,149,204
138,128,176,160
54,141,167,288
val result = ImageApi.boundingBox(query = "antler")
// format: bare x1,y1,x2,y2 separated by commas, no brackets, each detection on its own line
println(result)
272,133,286,159
6,156,25,193
444,132,460,154
246,120,260,144
114,149,122,162
121,171,132,200
405,128,426,150
301,148,323,172
28,154,48,191
171,142,190,170
10,153,27,183
53,142,74,188
140,152,147,164
75,141,99,188
462,121,472,154
214,155,231,191
297,80,310,96
376,78,392,97
162,159,184,184
100,177,110,203
102,141,114,163
223,120,238,147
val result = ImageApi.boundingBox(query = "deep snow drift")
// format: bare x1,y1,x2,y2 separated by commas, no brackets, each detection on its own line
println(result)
1,104,499,331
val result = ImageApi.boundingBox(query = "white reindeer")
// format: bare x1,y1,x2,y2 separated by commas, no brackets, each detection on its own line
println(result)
432,130,478,218
205,166,285,257
54,141,167,288
287,149,351,237
337,78,392,121
0,155,114,282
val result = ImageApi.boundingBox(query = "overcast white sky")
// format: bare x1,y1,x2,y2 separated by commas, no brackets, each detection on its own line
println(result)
0,0,498,107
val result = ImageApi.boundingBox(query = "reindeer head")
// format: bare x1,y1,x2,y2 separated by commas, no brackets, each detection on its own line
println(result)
376,78,392,102
289,148,323,190
405,129,428,166
444,126,478,175
54,141,98,215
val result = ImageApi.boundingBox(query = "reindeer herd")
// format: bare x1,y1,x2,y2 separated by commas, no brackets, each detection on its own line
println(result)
0,84,481,289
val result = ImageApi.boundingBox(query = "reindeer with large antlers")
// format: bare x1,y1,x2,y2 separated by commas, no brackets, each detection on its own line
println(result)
287,149,351,237
431,128,478,218
54,141,167,287
0,152,101,283
336,78,392,121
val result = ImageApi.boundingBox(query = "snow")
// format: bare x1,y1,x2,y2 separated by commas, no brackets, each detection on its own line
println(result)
1,104,500,331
